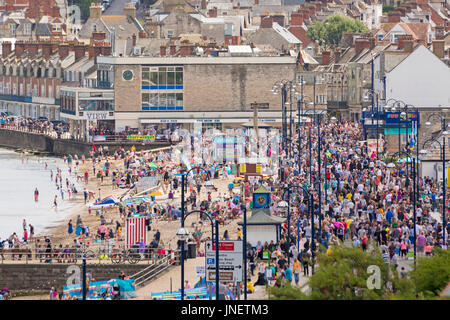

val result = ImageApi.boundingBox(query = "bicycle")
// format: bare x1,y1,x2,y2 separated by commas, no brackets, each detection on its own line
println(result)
110,248,141,264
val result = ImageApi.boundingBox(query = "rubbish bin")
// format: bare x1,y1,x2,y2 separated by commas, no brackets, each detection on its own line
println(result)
187,243,197,259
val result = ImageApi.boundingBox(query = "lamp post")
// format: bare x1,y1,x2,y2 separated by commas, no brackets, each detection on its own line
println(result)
178,210,219,300
299,96,314,186
272,80,301,177
421,112,449,249
282,185,314,268
178,166,209,300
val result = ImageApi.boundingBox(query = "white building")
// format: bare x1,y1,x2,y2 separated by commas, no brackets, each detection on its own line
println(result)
385,45,450,108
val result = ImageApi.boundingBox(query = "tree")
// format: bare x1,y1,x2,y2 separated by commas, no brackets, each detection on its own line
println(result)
307,14,370,48
411,248,450,298
269,245,414,300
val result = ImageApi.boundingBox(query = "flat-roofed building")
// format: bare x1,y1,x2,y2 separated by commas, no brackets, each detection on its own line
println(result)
96,55,297,132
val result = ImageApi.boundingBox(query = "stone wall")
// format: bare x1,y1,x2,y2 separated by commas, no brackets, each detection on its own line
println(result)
0,128,171,157
0,263,148,291
183,63,296,112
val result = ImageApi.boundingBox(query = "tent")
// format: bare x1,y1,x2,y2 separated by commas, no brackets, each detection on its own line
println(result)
62,279,136,300
87,196,118,208
150,287,209,300
120,196,153,206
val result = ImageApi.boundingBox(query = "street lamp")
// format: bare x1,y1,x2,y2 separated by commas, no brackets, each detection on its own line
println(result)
176,227,189,300
178,210,219,300
421,112,448,250
282,185,314,268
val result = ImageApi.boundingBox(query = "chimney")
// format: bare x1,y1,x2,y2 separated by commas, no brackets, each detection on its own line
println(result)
180,44,194,57
201,0,206,9
27,42,38,57
42,42,53,59
123,3,136,19
403,40,414,53
354,38,370,53
208,7,217,18
432,39,444,59
93,44,102,63
291,12,303,26
15,41,25,56
160,43,166,56
397,34,413,48
254,0,259,4
101,43,112,57
58,43,69,60
132,33,136,47
388,11,401,23
2,41,12,58
89,3,102,19
92,31,106,42
237,2,240,9
435,26,444,40
260,16,273,28
74,43,86,60
368,37,376,49
334,47,341,62
299,9,310,20
321,51,330,65
138,30,147,38
170,44,176,55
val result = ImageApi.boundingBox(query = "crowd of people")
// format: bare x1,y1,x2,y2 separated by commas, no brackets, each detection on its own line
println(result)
241,118,449,290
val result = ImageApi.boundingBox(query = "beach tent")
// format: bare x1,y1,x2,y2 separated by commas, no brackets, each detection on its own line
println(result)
120,196,153,206
87,196,118,209
150,287,209,300
63,279,136,300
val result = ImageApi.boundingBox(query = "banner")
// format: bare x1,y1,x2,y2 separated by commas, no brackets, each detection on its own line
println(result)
367,139,384,156
127,135,155,140
93,135,106,142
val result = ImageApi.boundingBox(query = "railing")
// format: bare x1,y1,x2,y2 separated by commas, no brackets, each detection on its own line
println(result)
0,247,175,265
0,124,71,139
132,251,179,287
0,123,173,144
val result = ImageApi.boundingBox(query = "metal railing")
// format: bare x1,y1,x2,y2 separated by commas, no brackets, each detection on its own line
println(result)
0,247,174,265
132,251,179,287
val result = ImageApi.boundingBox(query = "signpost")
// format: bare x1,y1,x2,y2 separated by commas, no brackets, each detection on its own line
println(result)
205,240,243,283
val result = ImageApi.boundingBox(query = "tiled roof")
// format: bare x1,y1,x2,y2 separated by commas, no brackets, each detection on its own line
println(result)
287,25,312,47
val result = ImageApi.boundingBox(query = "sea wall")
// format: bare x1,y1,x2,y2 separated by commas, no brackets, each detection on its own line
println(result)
0,263,148,291
0,129,171,157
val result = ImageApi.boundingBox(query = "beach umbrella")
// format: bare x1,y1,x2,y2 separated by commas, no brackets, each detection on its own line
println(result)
150,191,163,197
387,163,396,168
149,162,157,169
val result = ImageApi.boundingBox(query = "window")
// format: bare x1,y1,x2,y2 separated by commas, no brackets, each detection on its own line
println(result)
167,30,174,37
25,23,31,34
158,67,167,85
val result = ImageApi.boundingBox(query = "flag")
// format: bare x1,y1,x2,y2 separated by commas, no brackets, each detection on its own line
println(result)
125,217,147,249
92,142,97,152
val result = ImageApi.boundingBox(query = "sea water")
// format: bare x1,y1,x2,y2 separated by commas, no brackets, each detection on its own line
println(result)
0,148,82,240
